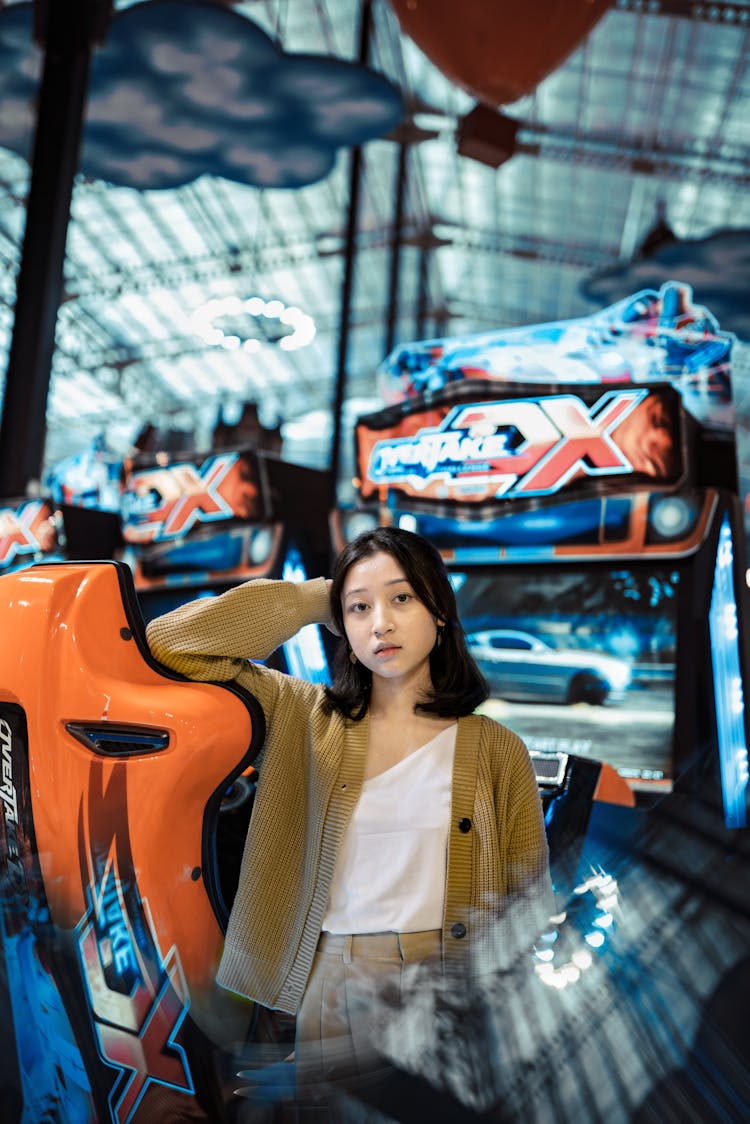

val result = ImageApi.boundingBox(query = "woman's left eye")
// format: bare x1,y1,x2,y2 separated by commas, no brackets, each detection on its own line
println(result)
394,592,411,603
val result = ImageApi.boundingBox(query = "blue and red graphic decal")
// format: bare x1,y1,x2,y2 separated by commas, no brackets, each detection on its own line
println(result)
1,705,95,1123
76,763,194,1123
0,500,59,569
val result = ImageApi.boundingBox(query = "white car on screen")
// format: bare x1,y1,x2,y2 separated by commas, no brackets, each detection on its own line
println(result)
466,628,631,705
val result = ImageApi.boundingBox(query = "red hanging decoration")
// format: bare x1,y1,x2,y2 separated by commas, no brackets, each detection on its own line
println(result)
388,0,609,106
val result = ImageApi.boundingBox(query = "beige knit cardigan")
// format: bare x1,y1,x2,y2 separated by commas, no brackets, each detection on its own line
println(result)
146,577,551,1014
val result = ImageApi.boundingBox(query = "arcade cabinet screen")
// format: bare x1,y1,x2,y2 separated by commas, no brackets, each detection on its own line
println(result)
453,564,679,791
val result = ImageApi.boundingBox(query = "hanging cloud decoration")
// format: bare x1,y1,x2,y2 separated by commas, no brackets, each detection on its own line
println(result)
0,0,403,190
581,228,750,344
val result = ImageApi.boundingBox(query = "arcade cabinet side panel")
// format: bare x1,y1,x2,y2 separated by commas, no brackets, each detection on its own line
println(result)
1,703,97,1123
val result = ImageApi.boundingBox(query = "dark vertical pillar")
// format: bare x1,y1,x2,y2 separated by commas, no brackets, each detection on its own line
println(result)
0,1,111,498
415,242,430,340
383,141,408,359
329,0,373,511
433,305,450,339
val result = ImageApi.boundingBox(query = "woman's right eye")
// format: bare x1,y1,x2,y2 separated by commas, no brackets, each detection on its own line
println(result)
348,601,368,613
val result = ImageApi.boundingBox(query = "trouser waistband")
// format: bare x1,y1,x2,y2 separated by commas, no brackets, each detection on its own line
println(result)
316,930,441,963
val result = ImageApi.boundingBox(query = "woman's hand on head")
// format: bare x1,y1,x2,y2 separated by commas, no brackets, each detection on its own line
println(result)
323,579,341,636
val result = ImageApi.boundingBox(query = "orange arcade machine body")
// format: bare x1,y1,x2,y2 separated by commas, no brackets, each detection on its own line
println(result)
0,560,263,1123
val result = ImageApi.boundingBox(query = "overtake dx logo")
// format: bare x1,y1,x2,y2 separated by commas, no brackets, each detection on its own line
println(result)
366,389,650,498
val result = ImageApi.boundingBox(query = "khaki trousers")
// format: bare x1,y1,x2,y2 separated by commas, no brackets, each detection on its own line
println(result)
294,930,442,1117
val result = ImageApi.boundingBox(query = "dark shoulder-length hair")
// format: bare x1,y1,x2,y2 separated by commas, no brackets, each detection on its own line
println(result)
323,525,488,721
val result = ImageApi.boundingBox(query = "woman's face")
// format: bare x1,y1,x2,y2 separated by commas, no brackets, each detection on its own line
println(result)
613,394,677,478
341,550,440,687
216,456,260,519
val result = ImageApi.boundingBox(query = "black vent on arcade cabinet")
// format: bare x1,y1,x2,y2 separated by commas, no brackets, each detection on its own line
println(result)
66,722,170,757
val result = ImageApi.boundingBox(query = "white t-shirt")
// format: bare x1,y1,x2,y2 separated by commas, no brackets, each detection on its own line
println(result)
321,723,457,934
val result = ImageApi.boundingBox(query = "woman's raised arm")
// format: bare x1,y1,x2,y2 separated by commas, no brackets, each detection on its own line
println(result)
145,576,332,683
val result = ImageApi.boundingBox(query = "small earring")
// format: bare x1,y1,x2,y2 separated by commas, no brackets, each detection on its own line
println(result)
349,649,357,665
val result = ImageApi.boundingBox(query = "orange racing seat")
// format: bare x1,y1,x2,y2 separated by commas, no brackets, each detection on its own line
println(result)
0,560,264,1122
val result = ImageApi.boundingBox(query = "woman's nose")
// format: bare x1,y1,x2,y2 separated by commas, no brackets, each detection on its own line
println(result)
372,606,393,634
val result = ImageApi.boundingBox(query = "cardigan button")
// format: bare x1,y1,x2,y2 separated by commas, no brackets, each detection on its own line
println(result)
458,817,472,833
451,922,467,939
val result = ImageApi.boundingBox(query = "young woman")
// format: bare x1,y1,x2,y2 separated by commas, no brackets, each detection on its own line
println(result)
146,526,551,1108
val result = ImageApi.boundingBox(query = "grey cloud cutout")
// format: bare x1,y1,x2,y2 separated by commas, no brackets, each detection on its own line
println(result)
0,0,403,189
581,229,750,343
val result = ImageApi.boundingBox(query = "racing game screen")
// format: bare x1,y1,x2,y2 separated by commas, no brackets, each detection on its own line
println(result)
453,564,679,791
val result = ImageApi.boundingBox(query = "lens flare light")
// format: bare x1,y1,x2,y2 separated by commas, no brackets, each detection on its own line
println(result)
192,296,316,353
534,866,620,989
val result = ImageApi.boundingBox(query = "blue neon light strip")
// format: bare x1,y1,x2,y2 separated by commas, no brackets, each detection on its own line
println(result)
708,515,749,828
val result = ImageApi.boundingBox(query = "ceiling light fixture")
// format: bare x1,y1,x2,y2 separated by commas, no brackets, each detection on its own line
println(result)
191,296,316,353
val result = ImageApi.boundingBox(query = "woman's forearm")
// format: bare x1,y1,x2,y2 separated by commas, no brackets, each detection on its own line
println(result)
145,576,331,681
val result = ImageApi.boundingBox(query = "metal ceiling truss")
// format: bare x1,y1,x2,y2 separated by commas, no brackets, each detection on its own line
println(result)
612,0,750,23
